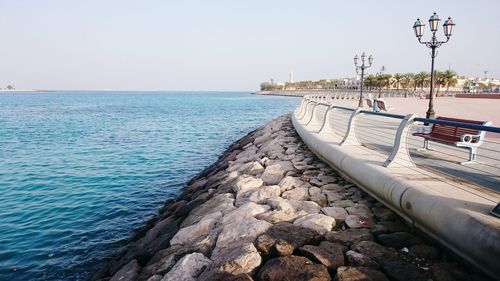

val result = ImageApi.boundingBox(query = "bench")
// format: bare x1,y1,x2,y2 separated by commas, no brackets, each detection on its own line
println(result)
365,98,373,109
413,116,492,164
374,99,392,111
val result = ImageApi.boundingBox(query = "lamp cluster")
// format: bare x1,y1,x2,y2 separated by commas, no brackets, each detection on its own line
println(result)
413,12,455,39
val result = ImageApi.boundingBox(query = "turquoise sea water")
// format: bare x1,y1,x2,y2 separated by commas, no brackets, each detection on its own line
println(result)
0,91,299,281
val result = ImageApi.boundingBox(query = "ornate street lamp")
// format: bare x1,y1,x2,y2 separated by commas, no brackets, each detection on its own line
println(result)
354,52,373,107
413,12,455,118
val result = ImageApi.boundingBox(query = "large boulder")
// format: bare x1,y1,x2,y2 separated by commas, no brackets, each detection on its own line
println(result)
215,217,272,247
170,211,222,245
238,161,265,176
282,186,309,201
346,204,374,218
220,202,270,225
279,176,311,192
256,256,331,281
293,214,335,235
297,241,346,271
324,229,373,247
346,250,379,268
257,197,306,223
110,260,141,281
235,185,281,207
181,193,235,227
233,175,264,193
161,253,211,281
321,207,348,223
255,222,319,257
210,243,262,275
261,161,295,185
351,241,397,264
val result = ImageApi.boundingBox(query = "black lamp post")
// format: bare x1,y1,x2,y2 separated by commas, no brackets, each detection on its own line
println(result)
354,52,373,108
413,12,455,118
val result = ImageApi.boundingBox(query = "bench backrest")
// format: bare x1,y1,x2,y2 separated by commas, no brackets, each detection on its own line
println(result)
365,99,373,107
431,117,491,144
376,100,388,111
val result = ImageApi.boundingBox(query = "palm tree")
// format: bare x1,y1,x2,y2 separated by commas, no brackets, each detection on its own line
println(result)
443,70,457,94
433,71,446,97
414,72,429,91
392,73,404,91
364,75,377,91
400,73,414,97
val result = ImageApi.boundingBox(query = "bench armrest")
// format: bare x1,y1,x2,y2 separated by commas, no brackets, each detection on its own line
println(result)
415,125,433,134
460,134,481,143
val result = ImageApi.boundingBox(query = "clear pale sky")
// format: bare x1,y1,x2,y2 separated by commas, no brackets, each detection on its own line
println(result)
0,0,499,91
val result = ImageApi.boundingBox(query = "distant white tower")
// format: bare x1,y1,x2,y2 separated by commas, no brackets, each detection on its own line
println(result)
289,70,294,83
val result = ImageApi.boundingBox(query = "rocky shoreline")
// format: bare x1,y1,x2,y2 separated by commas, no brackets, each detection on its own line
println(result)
94,114,490,281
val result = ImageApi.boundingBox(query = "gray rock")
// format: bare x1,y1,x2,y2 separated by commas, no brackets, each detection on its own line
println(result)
146,275,163,281
325,229,373,247
254,132,272,146
351,241,398,264
254,222,319,257
309,186,321,196
298,241,346,271
278,176,310,192
110,259,141,281
261,161,295,185
321,207,348,223
210,242,262,275
162,253,211,281
257,256,331,281
309,193,327,207
170,211,222,245
259,139,285,159
216,217,272,247
257,197,304,223
238,161,265,176
323,190,344,203
181,193,235,227
282,186,309,201
233,175,264,193
345,215,366,229
235,185,281,206
309,177,324,187
371,221,409,236
346,250,379,268
293,214,335,235
318,175,338,184
332,200,355,208
321,183,344,192
346,204,373,218
337,266,389,281
372,206,397,221
220,202,270,225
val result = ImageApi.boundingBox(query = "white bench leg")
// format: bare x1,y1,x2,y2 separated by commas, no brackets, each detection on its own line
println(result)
461,147,478,165
416,139,434,151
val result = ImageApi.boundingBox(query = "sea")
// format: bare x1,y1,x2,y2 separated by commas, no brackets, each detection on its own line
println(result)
0,91,299,281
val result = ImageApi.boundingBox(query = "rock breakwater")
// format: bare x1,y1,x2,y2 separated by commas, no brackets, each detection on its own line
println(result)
95,114,489,281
